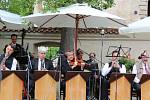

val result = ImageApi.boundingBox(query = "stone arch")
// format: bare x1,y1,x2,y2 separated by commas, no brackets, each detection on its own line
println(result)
33,41,60,56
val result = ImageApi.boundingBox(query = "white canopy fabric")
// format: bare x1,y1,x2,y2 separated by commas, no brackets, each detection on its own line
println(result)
23,3,126,51
0,9,25,30
23,3,126,28
119,17,150,34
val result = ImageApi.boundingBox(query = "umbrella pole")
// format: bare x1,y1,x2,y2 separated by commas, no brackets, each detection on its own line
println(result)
74,15,79,53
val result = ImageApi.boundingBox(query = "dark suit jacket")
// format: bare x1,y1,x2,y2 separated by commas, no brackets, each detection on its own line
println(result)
57,55,72,74
85,59,99,75
32,58,54,70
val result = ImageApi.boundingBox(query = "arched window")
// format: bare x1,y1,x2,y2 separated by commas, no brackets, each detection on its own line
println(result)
148,0,150,16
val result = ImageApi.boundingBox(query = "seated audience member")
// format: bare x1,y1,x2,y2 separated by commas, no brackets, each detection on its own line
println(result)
0,44,18,70
101,50,126,100
132,50,150,100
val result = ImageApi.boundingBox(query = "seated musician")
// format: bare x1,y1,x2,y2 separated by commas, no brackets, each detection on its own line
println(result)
0,44,18,70
28,47,54,99
56,51,74,100
32,46,54,70
72,49,86,71
57,50,85,100
101,50,126,100
132,50,150,99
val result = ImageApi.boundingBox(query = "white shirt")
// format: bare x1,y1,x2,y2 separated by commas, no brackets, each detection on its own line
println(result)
38,59,45,70
5,58,17,70
132,63,150,83
102,63,126,76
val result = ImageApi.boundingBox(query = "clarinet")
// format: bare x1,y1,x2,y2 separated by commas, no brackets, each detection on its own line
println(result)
0,55,9,70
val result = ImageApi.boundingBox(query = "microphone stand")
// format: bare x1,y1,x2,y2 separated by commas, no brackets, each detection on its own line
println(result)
114,45,122,100
99,29,105,100
58,54,61,100
57,52,64,100
26,51,32,100
0,68,2,91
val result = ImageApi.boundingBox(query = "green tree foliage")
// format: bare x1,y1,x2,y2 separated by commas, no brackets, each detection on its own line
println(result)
0,0,36,16
0,0,114,16
46,47,59,60
41,0,114,12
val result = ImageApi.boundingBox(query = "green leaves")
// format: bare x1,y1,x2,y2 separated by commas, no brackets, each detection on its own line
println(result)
119,57,135,72
0,0,114,16
0,0,36,16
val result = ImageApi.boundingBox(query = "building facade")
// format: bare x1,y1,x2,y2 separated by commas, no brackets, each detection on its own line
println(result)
106,0,149,23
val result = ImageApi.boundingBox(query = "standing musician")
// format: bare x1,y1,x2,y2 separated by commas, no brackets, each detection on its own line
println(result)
132,50,150,100
0,44,18,70
4,34,25,57
85,52,99,99
101,50,126,100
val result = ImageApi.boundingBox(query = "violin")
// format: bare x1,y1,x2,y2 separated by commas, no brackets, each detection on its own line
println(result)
69,57,85,69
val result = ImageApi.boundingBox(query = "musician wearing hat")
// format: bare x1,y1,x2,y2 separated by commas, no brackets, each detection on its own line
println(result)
132,50,150,99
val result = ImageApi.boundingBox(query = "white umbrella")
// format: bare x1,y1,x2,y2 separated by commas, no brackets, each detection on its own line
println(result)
119,17,150,34
0,9,25,30
23,3,126,51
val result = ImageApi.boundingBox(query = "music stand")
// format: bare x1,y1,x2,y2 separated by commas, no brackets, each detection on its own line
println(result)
105,45,131,100
106,45,131,58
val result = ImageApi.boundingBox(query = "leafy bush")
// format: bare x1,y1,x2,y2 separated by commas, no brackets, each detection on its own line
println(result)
119,57,135,72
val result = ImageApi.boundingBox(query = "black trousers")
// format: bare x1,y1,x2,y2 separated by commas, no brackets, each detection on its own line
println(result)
132,82,141,100
101,77,109,100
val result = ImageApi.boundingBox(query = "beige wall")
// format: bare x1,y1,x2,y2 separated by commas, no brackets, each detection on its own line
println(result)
1,32,150,69
0,32,61,57
106,0,148,23
77,34,150,69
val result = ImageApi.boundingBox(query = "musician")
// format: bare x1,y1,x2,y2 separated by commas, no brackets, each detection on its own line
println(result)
85,52,99,99
27,47,54,99
132,50,150,99
101,50,126,100
4,34,24,57
0,44,18,70
86,52,99,75
57,51,75,100
72,49,86,71
32,46,54,70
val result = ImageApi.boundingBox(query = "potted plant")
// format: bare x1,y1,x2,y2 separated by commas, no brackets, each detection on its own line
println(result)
119,56,135,73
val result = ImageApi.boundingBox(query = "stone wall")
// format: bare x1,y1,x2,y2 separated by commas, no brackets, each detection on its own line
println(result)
106,0,149,23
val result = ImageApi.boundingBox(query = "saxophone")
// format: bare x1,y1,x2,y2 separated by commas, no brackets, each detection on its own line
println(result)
0,54,9,70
